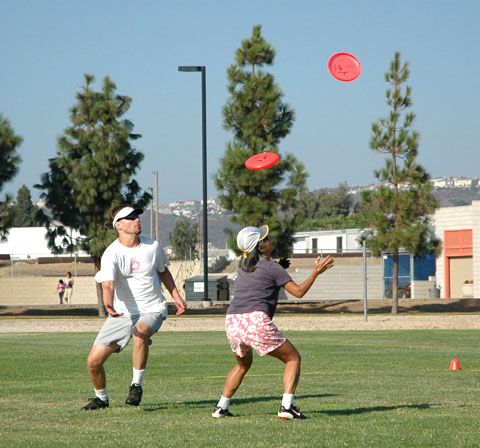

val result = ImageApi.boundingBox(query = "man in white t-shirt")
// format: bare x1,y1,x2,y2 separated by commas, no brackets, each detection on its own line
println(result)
82,205,186,411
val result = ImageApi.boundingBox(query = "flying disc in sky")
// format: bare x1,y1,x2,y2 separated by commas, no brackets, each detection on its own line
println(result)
245,152,281,170
327,52,362,82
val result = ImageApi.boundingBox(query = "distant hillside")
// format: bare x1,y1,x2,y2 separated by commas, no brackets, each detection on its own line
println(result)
350,187,480,209
141,188,480,248
140,211,238,249
432,188,480,207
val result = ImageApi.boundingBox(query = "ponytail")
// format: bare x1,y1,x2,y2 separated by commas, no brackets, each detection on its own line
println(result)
239,245,260,272
238,239,268,272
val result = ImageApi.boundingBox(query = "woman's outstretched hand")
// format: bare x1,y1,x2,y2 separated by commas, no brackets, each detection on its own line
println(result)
313,255,334,276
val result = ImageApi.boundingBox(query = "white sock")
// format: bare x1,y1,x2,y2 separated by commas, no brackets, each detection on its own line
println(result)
281,393,294,409
132,368,145,386
217,395,231,410
94,388,108,402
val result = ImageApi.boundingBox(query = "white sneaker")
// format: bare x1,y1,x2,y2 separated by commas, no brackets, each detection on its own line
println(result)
278,405,307,420
212,406,234,418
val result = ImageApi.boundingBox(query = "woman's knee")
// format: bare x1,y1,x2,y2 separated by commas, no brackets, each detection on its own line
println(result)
292,349,301,364
236,353,253,373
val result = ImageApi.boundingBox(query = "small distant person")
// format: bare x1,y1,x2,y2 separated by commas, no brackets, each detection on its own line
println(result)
56,279,65,305
212,225,334,420
81,205,186,411
64,271,74,304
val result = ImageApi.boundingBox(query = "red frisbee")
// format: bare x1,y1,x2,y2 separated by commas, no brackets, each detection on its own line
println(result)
327,52,362,82
245,152,281,170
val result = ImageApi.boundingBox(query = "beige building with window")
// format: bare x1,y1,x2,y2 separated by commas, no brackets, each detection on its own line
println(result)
433,200,480,298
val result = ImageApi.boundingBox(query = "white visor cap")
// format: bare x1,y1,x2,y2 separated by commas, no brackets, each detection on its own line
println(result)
112,206,143,228
236,225,269,254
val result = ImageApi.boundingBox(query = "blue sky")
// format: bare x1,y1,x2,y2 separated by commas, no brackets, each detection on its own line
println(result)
1,0,479,203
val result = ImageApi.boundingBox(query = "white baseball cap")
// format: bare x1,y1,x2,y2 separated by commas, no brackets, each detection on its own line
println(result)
237,225,269,255
112,206,143,228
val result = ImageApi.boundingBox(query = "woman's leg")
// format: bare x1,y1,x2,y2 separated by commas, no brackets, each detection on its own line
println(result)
268,339,301,394
222,350,253,398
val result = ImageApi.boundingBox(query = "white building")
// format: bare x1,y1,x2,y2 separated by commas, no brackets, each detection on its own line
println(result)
0,227,89,259
292,229,364,255
452,177,472,188
432,178,450,188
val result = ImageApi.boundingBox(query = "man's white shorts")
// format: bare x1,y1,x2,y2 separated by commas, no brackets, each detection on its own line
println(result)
94,313,165,352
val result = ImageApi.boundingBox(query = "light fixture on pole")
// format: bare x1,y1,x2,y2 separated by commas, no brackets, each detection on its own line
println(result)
178,65,209,304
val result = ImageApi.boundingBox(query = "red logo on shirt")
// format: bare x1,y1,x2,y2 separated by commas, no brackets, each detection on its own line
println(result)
131,259,140,272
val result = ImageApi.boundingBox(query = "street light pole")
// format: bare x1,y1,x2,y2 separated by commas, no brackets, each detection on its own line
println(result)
148,187,154,239
153,171,159,242
178,65,209,303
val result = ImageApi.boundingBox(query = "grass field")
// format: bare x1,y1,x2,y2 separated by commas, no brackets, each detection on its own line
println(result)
1,329,480,447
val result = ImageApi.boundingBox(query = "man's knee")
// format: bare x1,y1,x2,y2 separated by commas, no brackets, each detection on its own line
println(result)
132,324,151,343
87,350,104,370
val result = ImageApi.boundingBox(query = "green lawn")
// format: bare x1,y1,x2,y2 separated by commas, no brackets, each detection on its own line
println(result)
1,329,479,447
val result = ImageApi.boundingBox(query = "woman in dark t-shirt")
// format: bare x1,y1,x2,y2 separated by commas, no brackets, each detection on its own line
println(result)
212,225,334,420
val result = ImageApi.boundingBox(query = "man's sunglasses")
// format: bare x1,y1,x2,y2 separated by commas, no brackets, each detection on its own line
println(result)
118,213,140,222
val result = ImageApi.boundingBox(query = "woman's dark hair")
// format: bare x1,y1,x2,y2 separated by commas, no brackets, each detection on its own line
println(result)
238,239,268,272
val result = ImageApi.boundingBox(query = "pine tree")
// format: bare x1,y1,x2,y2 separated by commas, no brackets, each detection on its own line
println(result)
359,53,440,315
0,114,22,239
170,217,198,260
215,25,307,256
35,74,151,315
11,185,39,227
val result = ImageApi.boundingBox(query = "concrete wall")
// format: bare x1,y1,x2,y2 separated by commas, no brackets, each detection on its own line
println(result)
0,276,98,306
0,260,201,306
412,280,437,299
284,263,384,301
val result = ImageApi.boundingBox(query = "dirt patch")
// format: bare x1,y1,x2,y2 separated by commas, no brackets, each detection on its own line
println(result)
2,299,480,333
2,299,480,317
2,313,480,333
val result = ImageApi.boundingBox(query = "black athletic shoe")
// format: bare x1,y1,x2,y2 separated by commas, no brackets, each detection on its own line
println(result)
125,383,143,406
278,405,307,420
81,397,109,411
212,406,234,418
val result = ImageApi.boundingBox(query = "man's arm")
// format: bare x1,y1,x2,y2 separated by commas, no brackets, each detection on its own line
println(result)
158,268,187,314
102,280,123,317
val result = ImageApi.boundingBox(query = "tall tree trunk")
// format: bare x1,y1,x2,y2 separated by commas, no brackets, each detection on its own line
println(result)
94,258,106,317
391,252,399,315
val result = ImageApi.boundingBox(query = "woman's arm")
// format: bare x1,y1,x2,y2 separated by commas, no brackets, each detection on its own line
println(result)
283,255,334,298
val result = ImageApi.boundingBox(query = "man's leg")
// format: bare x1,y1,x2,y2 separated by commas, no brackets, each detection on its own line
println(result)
86,344,118,389
132,321,153,370
125,321,153,406
212,350,253,418
82,343,118,410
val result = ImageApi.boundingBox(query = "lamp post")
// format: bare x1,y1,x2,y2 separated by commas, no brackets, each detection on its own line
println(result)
178,65,209,304
148,187,154,239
